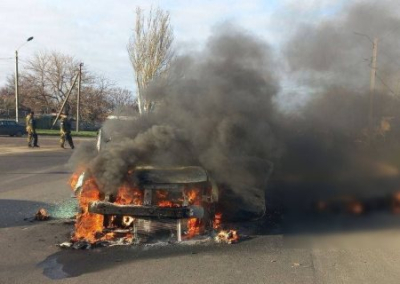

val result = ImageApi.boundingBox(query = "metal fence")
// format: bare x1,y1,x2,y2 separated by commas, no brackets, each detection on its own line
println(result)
0,108,100,131
0,109,29,121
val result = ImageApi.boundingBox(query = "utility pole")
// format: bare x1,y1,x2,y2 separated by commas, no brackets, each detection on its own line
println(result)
353,32,379,140
14,50,19,122
52,72,80,129
76,63,83,132
14,36,34,123
369,38,378,134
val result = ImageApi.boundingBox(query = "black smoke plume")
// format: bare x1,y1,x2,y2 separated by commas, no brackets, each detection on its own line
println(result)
271,0,400,218
71,1,400,224
72,24,280,218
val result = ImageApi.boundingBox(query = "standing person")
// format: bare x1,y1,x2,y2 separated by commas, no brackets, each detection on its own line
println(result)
25,111,39,147
60,114,75,149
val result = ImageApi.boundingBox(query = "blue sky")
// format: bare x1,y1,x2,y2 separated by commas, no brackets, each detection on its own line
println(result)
0,0,345,94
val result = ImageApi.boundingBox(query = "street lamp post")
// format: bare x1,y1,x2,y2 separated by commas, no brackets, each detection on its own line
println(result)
15,50,19,122
76,62,84,132
15,36,34,123
353,32,378,141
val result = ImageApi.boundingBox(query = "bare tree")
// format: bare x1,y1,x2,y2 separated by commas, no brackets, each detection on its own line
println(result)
21,51,81,111
2,50,132,123
107,88,135,111
127,6,174,114
0,86,14,117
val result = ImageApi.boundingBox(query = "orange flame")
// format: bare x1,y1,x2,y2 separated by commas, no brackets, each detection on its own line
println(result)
156,190,168,199
70,171,212,243
69,166,85,190
185,188,201,205
156,190,176,207
213,212,222,229
115,183,143,205
215,230,239,244
187,218,201,238
156,189,184,207
72,177,104,243
185,188,203,238
391,192,400,214
347,200,364,215
158,200,175,207
71,173,143,243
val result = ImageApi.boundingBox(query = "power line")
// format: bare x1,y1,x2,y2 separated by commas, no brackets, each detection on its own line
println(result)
375,72,398,96
379,22,400,42
380,28,400,42
379,48,400,70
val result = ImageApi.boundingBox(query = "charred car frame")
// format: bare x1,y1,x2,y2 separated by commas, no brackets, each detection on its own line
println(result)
73,166,219,242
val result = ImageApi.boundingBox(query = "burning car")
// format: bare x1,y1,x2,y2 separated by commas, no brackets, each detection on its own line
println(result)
71,114,222,244
68,114,270,245
72,165,220,244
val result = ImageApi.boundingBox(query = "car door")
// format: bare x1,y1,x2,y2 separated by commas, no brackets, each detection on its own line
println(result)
7,120,17,135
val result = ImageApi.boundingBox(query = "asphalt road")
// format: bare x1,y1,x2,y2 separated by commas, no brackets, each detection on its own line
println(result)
1,136,400,284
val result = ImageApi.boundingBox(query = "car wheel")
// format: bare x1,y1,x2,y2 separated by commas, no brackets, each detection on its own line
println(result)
16,131,23,137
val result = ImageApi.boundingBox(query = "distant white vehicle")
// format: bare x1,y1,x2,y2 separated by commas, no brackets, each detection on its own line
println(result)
96,114,138,151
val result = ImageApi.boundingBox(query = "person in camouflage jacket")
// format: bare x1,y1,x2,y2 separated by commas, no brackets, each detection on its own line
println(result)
25,111,39,147
60,114,75,149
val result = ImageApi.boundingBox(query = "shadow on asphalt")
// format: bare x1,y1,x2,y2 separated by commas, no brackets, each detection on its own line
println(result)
0,199,78,228
1,155,72,158
38,236,254,279
1,171,72,174
38,207,400,280
37,176,400,279
0,199,50,228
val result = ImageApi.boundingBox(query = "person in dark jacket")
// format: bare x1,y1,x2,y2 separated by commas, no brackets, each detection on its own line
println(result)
60,114,74,149
25,111,39,147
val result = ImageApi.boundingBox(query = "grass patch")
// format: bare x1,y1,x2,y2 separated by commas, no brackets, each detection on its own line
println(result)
36,129,97,138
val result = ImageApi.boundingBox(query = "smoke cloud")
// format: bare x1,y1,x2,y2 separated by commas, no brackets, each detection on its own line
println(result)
284,0,400,91
72,24,279,218
71,1,400,221
271,0,400,215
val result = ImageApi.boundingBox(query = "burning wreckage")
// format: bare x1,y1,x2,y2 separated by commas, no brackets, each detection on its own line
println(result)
67,117,243,248
70,166,240,246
